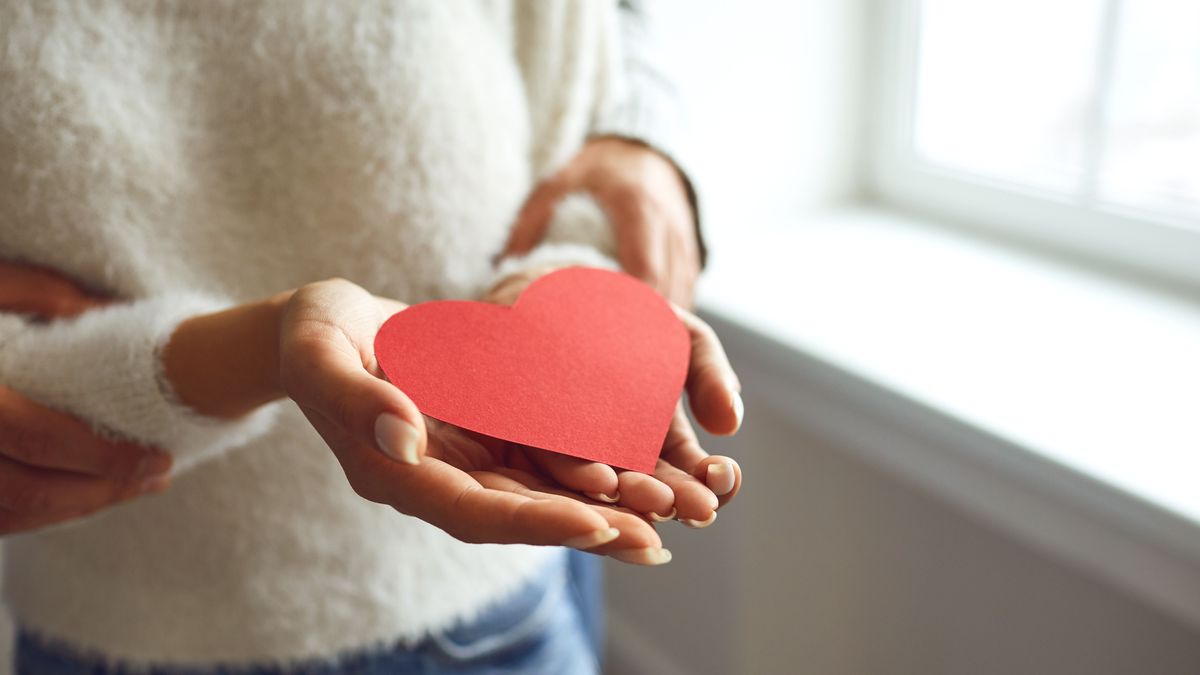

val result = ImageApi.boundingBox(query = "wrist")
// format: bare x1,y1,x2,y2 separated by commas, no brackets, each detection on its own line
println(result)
163,290,295,418
486,265,565,305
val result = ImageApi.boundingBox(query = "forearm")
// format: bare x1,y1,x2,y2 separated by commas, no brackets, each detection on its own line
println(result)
0,293,284,473
163,290,293,419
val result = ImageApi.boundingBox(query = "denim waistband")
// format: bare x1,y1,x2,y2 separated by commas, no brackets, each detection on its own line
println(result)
15,551,591,675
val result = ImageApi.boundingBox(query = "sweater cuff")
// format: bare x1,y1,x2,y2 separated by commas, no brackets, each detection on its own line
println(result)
491,193,620,287
0,294,281,475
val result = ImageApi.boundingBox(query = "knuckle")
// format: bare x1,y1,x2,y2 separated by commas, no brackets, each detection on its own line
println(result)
291,278,358,306
314,276,351,289
689,315,718,342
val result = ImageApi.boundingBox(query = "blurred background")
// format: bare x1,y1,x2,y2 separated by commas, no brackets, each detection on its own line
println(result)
602,1,1200,674
4,1,1198,673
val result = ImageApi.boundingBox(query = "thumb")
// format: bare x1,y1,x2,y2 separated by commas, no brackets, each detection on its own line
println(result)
280,280,427,465
501,177,570,258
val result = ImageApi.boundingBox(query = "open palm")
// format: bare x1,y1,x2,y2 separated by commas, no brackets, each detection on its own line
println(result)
281,274,742,565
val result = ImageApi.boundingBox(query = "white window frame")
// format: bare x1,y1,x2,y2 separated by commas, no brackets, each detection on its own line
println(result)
864,0,1200,294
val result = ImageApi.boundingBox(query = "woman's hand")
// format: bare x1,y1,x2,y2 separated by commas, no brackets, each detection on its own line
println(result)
165,273,742,562
0,263,173,535
502,137,701,307
487,268,744,529
276,279,672,564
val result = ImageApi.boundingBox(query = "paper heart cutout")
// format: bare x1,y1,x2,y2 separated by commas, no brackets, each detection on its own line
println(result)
374,267,690,473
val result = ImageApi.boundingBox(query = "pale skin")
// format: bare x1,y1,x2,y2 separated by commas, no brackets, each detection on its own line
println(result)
0,139,739,560
505,136,702,308
162,266,743,564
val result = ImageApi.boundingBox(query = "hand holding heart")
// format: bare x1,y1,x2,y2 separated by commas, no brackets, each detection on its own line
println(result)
278,272,743,564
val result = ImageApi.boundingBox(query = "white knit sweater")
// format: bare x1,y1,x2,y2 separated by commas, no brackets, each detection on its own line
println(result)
0,0,660,666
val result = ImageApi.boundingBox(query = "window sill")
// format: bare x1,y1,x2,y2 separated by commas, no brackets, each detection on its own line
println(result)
697,206,1200,628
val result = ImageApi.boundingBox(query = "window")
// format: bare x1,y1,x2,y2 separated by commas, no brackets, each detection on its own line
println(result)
868,0,1200,290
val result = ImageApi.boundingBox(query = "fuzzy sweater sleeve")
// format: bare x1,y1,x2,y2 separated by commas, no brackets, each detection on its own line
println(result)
0,293,281,475
591,0,707,268
491,193,620,286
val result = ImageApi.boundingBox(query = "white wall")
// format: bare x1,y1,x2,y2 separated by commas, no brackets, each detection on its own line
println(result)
0,554,8,675
647,0,866,253
605,2,1200,673
605,391,1200,675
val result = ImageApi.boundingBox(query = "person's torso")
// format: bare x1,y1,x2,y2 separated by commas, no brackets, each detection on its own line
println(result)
0,0,616,664
0,0,612,303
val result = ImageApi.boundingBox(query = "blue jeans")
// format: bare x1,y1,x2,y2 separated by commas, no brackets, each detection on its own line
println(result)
16,552,603,675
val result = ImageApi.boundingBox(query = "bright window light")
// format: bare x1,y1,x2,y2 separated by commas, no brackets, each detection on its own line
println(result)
1100,0,1200,222
913,0,1200,224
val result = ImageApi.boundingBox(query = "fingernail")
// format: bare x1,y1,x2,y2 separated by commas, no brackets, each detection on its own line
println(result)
706,462,736,496
731,390,744,432
137,451,173,479
679,511,717,529
609,547,673,566
586,491,621,504
140,474,171,493
562,527,620,550
647,507,677,523
374,413,421,465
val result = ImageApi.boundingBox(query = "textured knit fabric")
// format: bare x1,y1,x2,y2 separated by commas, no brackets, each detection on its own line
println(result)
15,552,599,675
0,0,655,667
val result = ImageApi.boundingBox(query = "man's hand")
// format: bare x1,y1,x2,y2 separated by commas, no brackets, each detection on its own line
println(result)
503,137,701,307
0,263,173,535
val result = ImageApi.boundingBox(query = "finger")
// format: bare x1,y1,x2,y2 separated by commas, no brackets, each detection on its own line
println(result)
607,196,667,290
0,263,106,319
652,457,718,526
502,177,570,257
383,459,612,547
667,227,700,309
676,308,743,436
0,455,168,519
482,469,670,564
695,455,742,508
657,401,739,502
314,414,618,550
281,280,427,465
0,386,172,481
0,472,168,535
615,470,675,521
525,449,619,501
660,407,743,509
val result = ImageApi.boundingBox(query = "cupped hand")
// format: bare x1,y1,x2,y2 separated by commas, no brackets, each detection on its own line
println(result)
502,137,701,307
487,269,744,530
0,262,173,535
279,279,672,564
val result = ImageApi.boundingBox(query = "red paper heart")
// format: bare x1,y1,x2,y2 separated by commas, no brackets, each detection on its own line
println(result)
374,267,690,473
